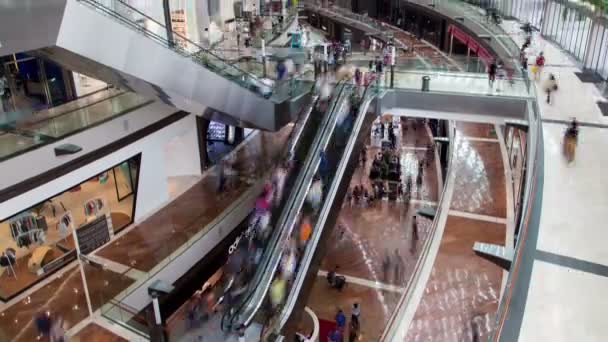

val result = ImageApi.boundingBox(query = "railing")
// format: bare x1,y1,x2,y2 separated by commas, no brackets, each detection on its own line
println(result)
0,91,151,161
77,0,309,102
491,97,543,341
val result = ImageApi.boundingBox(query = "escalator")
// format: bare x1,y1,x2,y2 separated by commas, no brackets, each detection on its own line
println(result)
158,83,347,341
227,84,380,340
1,0,312,131
220,82,355,334
272,86,380,339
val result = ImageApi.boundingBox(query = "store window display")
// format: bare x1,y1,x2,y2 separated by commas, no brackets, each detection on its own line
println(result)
0,155,141,301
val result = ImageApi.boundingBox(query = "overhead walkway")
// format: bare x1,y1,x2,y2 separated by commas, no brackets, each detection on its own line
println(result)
220,83,380,339
1,0,311,131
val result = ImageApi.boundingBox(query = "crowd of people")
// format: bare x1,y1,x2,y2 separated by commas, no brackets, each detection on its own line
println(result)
328,303,361,342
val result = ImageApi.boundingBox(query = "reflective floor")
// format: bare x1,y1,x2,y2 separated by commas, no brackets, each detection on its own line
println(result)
302,118,439,341
0,263,134,342
406,122,507,341
71,323,127,342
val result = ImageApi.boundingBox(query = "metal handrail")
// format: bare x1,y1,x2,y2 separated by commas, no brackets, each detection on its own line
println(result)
491,98,542,340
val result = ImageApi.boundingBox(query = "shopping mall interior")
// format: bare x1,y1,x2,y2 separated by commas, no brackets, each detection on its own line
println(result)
0,0,607,341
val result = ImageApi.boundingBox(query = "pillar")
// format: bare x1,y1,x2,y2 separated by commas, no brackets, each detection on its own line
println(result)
196,116,211,172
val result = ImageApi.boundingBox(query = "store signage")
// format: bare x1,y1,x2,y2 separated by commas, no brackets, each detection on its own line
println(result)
36,250,76,276
228,215,260,255
75,215,111,255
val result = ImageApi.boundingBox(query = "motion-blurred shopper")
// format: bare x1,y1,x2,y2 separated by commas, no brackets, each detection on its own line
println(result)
307,176,323,212
270,273,287,308
533,52,545,81
543,73,558,104
299,216,313,249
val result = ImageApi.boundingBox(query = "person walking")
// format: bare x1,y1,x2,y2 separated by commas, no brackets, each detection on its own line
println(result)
393,249,404,284
351,303,361,327
534,52,545,81
488,59,497,88
543,73,558,104
217,159,226,194
354,68,362,87
335,309,347,331
520,49,528,70
276,59,287,81
348,318,359,342
382,251,391,283
412,215,419,241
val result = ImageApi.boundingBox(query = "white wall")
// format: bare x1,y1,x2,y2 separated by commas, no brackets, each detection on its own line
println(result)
163,120,202,177
0,101,177,191
0,113,196,223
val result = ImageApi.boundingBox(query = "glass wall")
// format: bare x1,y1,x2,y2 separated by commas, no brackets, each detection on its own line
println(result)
0,155,141,301
489,0,608,80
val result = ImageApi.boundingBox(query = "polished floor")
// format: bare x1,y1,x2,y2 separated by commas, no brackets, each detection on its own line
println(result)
71,323,128,342
406,122,507,341
303,118,439,341
0,262,134,342
499,20,608,342
95,126,292,272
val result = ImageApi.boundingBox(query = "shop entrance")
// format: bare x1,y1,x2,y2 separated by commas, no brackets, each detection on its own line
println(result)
0,154,141,301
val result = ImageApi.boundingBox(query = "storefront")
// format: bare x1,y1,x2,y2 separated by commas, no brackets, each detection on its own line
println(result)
0,154,141,301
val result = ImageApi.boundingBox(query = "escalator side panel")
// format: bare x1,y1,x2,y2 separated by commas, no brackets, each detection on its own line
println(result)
53,0,293,131
281,102,379,338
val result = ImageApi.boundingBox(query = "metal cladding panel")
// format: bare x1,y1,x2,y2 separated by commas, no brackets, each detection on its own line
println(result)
0,0,67,56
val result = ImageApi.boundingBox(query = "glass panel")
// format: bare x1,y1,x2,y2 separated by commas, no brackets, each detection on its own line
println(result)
598,30,608,78
78,0,311,102
0,92,151,161
593,27,607,71
114,162,134,201
550,4,561,40
564,8,577,52
578,18,592,61
557,6,570,46
542,2,555,36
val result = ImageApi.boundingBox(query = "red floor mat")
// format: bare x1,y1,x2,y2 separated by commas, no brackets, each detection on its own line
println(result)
318,318,337,342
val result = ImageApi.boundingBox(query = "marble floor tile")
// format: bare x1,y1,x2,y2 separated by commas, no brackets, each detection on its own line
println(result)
455,122,497,139
71,323,128,342
406,216,505,342
450,139,506,218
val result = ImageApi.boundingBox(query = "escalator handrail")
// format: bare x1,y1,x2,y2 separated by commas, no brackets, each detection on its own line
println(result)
225,82,349,329
77,0,281,95
275,84,380,332
240,83,355,327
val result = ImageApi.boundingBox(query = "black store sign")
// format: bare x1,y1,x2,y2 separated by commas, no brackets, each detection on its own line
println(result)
76,215,111,255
